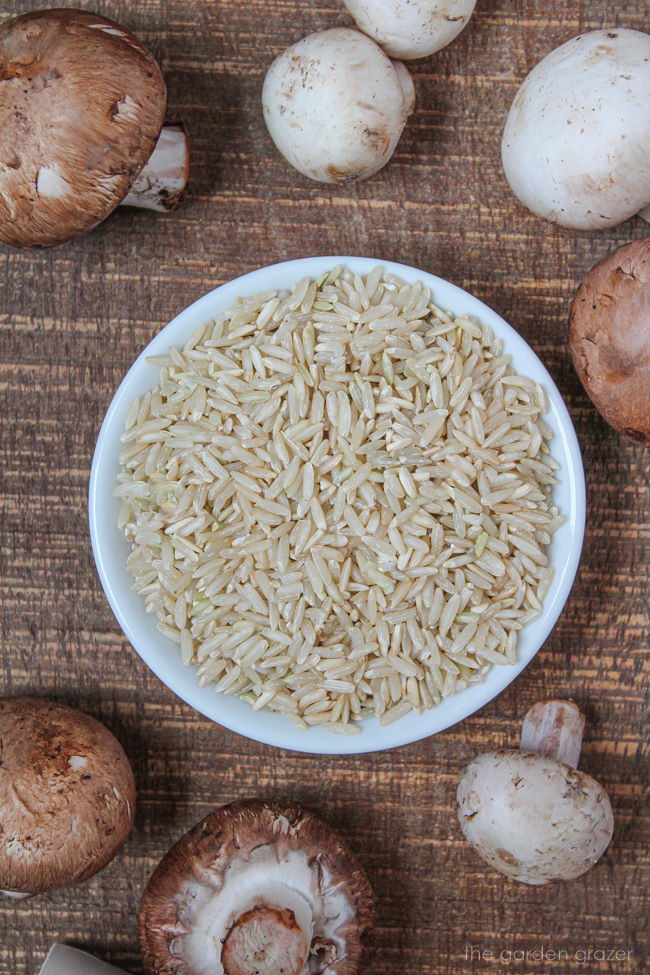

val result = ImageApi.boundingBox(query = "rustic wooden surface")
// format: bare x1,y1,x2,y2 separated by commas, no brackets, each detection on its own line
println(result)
1,1,648,972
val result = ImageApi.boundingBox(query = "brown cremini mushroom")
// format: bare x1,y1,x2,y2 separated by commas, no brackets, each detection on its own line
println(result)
139,799,374,975
457,700,614,885
0,8,189,248
0,697,136,896
569,238,650,445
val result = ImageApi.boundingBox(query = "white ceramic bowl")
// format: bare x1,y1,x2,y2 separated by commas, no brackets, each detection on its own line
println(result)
90,256,585,755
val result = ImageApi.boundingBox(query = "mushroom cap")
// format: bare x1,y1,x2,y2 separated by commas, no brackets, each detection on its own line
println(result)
262,28,415,184
0,697,136,894
457,750,614,885
342,0,476,60
501,29,650,229
139,798,374,975
569,238,650,445
0,8,167,247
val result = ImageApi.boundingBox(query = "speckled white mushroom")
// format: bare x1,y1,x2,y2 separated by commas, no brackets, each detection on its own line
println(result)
262,28,415,184
0,8,190,247
0,697,136,897
342,0,476,59
139,799,374,975
501,29,650,229
457,701,614,885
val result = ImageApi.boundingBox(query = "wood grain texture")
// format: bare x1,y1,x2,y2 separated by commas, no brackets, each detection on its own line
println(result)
0,1,648,973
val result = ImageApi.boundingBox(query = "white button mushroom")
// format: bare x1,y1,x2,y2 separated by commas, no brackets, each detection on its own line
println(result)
139,799,374,975
0,697,136,896
39,945,128,975
0,8,190,248
501,29,650,230
262,28,415,184
457,700,614,885
342,0,477,59
569,238,650,445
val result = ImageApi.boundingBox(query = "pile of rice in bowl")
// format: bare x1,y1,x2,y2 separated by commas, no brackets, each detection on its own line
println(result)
116,267,562,734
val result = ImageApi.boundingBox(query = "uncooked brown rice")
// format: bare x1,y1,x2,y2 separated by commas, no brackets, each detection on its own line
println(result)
116,267,562,733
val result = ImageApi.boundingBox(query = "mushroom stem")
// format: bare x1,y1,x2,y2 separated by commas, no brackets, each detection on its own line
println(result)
520,700,585,768
121,124,189,212
1,888,31,899
222,906,309,975
39,944,128,975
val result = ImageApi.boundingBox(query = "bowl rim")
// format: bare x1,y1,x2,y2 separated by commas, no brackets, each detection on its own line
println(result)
89,255,586,755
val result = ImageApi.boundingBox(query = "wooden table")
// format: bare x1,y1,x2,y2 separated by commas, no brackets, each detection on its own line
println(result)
1,1,648,972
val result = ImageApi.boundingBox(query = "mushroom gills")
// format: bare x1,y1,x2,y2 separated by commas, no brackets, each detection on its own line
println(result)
139,800,374,975
180,845,353,974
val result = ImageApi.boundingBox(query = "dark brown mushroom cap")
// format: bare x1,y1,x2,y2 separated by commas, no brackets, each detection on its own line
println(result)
0,697,136,894
139,799,374,975
569,238,650,445
0,8,167,247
